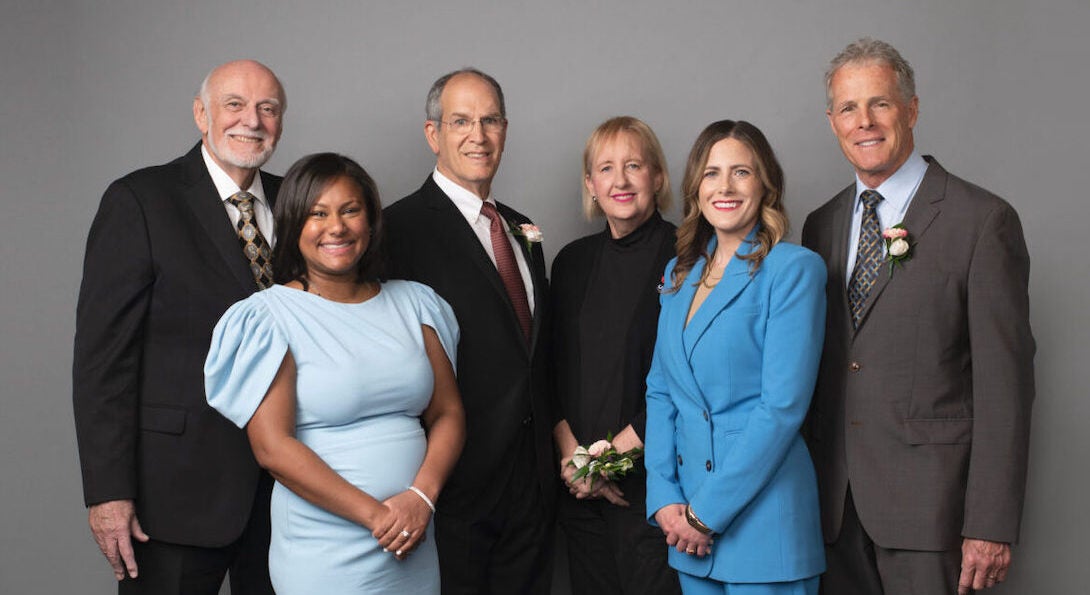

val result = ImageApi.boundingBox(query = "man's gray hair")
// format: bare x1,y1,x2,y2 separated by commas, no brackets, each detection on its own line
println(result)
425,67,505,122
825,37,915,110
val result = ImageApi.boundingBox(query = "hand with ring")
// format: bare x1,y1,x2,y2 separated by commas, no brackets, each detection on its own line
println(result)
653,504,713,557
373,490,434,560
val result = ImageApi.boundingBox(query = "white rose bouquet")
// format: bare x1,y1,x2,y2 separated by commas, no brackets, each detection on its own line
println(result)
567,434,643,488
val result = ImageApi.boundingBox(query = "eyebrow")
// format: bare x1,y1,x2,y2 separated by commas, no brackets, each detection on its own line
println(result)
447,111,501,118
220,93,282,106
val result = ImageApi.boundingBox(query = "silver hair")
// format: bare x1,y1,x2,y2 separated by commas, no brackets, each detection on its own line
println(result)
424,67,505,122
825,37,915,110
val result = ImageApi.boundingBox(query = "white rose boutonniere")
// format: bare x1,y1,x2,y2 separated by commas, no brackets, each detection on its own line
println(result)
881,224,913,277
510,222,543,252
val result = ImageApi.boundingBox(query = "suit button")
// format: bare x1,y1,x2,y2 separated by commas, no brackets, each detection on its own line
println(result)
703,410,709,421
677,455,683,466
705,460,712,471
849,361,861,372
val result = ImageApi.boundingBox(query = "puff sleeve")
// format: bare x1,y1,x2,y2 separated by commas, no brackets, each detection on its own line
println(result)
204,296,289,428
408,281,460,372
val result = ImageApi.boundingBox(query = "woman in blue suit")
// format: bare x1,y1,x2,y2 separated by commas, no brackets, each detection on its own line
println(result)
645,120,826,595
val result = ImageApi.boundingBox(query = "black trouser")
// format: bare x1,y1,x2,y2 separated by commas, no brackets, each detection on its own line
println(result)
435,429,555,595
558,470,681,595
119,473,273,595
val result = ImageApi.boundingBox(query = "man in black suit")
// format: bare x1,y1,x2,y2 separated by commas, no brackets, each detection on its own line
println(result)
384,68,555,594
73,59,285,594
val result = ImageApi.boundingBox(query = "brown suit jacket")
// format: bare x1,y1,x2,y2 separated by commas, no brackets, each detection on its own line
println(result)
801,156,1035,551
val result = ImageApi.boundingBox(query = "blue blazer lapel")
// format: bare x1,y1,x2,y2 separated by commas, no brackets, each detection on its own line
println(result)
661,260,706,408
683,235,756,358
854,158,945,333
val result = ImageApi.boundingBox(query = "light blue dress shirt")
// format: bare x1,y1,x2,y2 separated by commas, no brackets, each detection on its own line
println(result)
844,151,928,284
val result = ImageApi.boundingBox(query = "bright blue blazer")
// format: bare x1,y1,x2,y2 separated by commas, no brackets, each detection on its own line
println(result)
645,232,827,583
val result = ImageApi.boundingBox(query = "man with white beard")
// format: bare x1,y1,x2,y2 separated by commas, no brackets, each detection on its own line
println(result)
74,59,285,595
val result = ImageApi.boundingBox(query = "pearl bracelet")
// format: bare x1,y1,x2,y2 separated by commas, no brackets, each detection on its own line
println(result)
408,485,436,512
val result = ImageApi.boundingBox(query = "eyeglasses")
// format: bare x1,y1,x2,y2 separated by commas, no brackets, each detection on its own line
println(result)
435,116,507,134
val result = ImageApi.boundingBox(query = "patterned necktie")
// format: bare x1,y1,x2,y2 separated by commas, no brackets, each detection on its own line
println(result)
480,201,532,341
847,189,884,328
227,191,274,290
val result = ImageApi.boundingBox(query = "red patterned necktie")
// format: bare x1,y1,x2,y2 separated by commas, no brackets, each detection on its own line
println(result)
847,189,883,327
228,191,274,290
480,201,532,341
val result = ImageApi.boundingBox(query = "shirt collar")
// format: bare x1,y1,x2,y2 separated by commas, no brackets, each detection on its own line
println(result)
201,144,269,206
432,168,497,226
853,150,928,213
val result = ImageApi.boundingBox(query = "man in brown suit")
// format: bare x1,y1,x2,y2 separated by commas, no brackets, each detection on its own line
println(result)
802,38,1035,595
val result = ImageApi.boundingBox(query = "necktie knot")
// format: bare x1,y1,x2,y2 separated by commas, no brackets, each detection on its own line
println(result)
860,189,883,210
229,192,256,218
479,201,500,222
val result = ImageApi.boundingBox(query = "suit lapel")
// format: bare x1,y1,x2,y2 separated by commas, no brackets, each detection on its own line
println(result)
662,260,706,408
683,239,754,358
853,157,945,334
178,144,257,293
826,186,856,338
497,202,546,350
420,181,531,351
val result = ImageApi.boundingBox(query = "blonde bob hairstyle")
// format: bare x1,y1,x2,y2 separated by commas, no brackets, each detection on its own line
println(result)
670,119,788,291
581,116,673,220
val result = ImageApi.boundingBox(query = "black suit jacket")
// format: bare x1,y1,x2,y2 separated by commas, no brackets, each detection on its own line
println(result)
73,143,280,547
802,157,1035,550
383,176,556,517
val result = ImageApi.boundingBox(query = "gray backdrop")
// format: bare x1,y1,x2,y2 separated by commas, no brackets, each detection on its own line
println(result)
2,0,1086,593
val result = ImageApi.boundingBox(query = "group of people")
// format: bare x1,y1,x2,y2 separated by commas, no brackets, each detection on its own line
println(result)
73,37,1034,595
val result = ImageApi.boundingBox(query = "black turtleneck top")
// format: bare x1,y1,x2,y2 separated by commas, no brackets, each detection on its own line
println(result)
549,211,676,444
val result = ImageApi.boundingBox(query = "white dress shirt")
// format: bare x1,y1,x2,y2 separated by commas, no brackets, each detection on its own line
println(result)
201,144,275,246
432,168,535,313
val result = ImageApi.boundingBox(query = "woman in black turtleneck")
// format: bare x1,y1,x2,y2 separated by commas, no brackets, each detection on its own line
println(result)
550,116,680,594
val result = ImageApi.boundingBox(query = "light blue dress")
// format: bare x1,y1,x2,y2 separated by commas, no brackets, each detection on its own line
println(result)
205,280,458,595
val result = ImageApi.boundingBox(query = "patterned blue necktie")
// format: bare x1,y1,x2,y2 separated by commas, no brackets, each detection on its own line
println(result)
848,190,884,328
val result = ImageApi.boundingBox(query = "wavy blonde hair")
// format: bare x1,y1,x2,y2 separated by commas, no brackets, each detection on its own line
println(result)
581,116,672,220
670,120,788,290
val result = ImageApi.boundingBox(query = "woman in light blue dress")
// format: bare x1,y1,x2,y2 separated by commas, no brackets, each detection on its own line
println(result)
204,153,465,594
